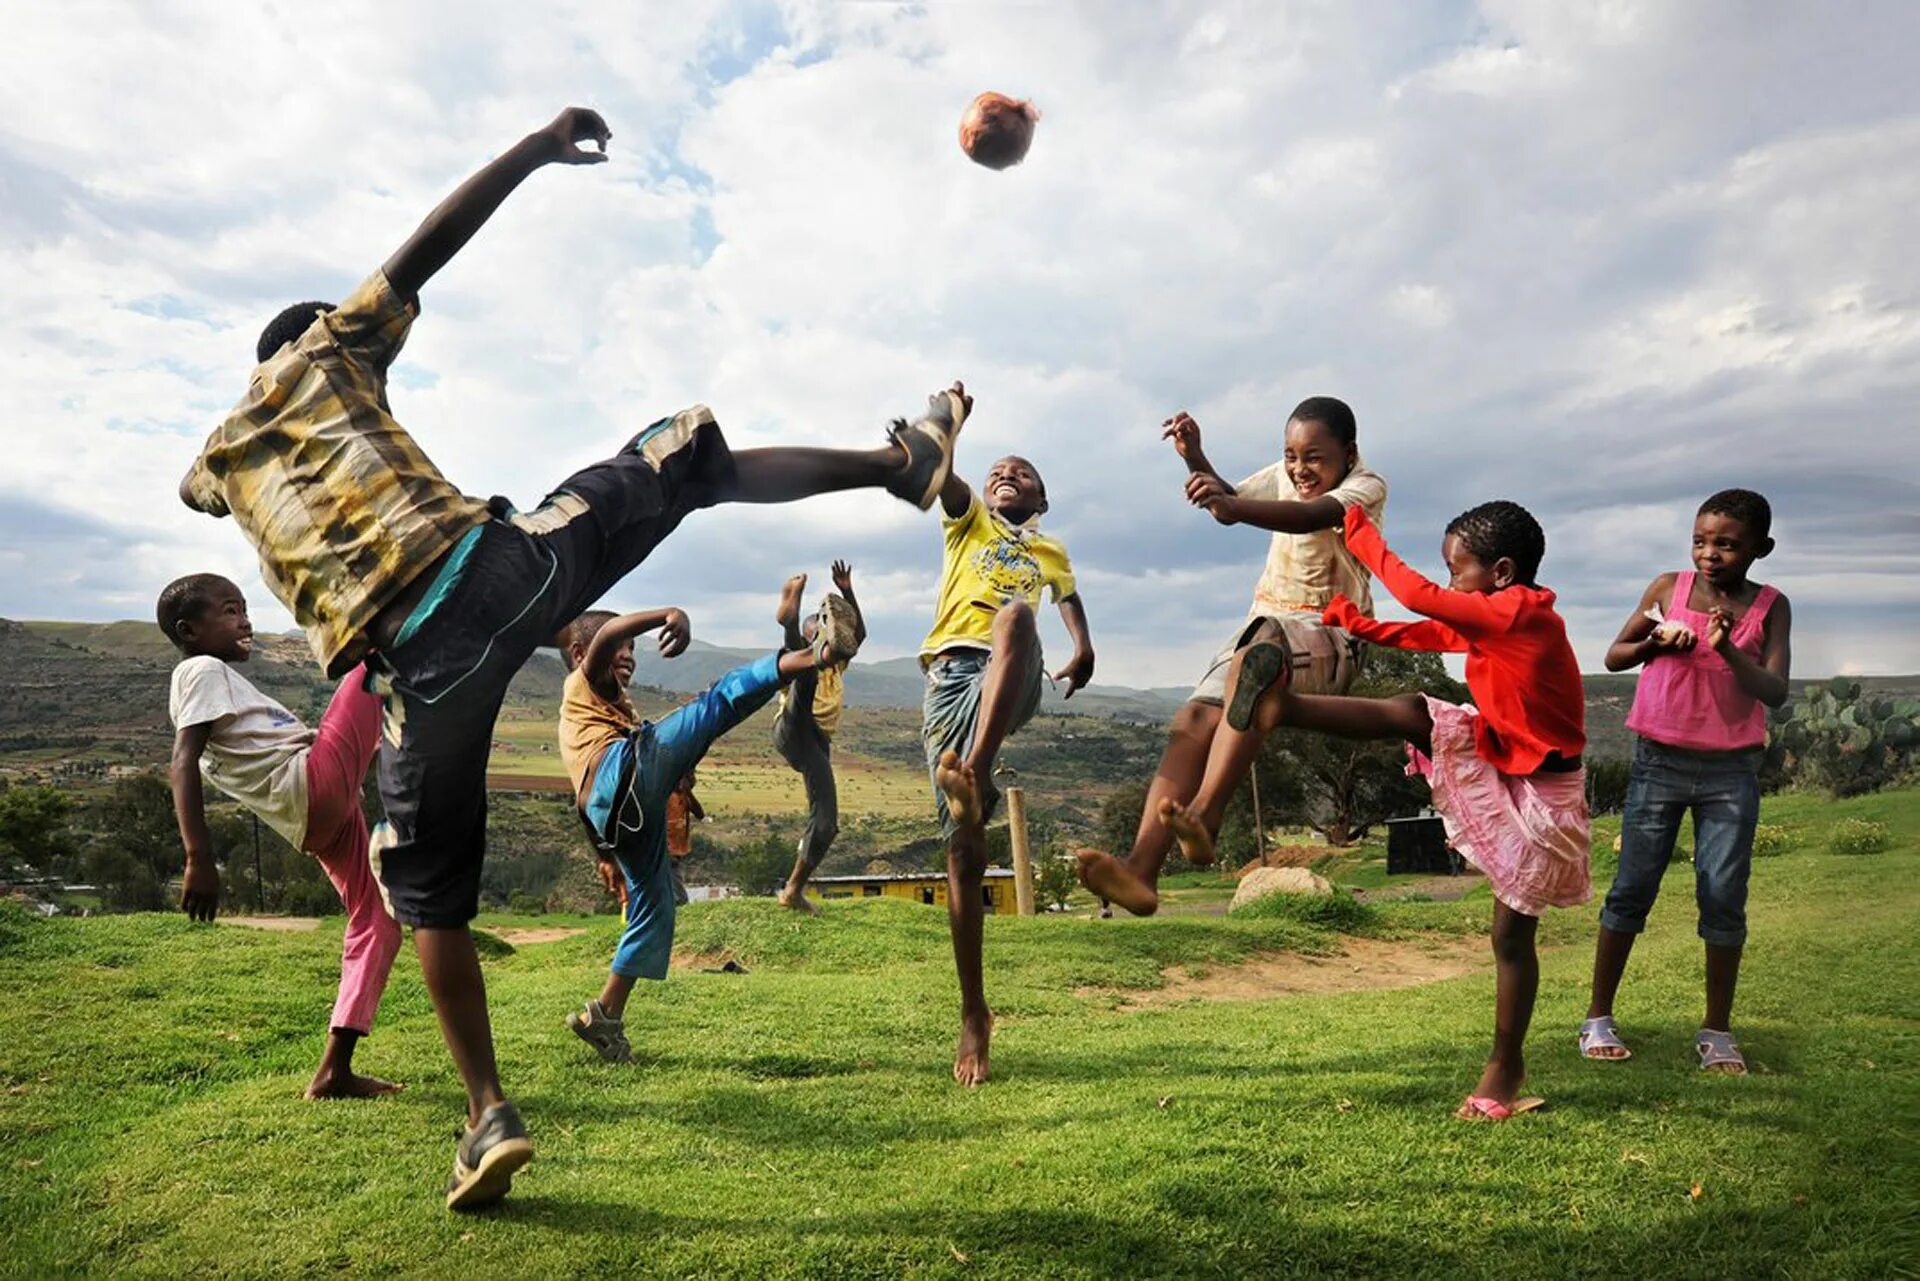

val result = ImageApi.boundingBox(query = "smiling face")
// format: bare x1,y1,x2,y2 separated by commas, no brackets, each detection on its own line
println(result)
984,455,1047,522
1283,416,1356,500
1691,511,1769,589
1441,534,1515,595
177,578,254,662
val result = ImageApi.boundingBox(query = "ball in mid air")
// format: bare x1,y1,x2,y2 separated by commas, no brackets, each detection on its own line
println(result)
959,91,1039,170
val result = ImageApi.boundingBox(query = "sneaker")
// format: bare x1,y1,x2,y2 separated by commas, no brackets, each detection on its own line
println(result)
811,594,862,665
1225,624,1297,733
885,387,969,511
445,1101,533,1211
566,998,632,1064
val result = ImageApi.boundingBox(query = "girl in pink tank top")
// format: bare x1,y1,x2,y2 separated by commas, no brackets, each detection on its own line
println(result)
1582,490,1793,1079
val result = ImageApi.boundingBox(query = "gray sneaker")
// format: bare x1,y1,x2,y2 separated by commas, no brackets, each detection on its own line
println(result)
445,1101,533,1211
886,387,969,510
812,594,862,665
567,998,632,1064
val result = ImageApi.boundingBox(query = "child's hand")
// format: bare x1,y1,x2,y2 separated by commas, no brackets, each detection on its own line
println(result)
1705,607,1734,654
1161,412,1205,467
657,609,691,657
180,858,220,923
1185,472,1239,524
1052,650,1096,699
831,559,854,595
596,855,629,909
535,107,612,165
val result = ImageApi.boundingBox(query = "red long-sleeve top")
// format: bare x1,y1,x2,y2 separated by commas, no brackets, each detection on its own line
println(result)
1322,506,1585,774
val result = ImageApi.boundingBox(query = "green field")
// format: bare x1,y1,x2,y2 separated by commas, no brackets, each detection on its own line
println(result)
3,790,1916,1278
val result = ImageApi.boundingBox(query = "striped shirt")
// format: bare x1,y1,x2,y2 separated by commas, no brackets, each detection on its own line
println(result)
182,270,489,676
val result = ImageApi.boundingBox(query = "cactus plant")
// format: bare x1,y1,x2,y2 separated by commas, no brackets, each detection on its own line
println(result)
1770,678,1920,796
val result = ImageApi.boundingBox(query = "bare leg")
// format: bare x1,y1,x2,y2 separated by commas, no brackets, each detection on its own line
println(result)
937,754,992,1087
596,972,641,1022
305,1029,403,1100
1467,901,1538,1108
731,445,906,503
1076,701,1219,917
961,604,1039,782
414,927,507,1127
1703,943,1741,1033
1582,926,1637,1058
776,573,807,648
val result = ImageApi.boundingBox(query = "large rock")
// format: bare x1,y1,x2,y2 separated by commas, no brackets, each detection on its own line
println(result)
1230,867,1334,912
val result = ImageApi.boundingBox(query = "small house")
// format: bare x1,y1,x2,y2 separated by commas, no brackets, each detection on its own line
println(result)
811,868,1019,915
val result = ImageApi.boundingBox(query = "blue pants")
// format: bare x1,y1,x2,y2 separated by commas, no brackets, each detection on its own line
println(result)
1600,736,1763,948
595,654,782,979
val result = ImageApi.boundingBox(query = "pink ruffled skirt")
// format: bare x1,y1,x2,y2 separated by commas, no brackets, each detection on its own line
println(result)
1408,697,1591,918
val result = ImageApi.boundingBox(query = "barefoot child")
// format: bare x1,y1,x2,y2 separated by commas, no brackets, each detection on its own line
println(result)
773,561,865,913
561,591,860,1063
179,107,969,1208
160,574,401,1101
923,452,1095,1085
1189,501,1588,1119
1581,489,1790,1074
1078,399,1385,915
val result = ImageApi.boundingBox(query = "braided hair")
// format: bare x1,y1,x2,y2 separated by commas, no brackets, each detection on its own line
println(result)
1444,501,1546,586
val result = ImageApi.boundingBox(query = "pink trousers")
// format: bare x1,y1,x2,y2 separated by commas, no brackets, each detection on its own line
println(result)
302,666,401,1036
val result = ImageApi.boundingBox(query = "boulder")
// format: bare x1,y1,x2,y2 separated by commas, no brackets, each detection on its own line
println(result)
1230,866,1334,912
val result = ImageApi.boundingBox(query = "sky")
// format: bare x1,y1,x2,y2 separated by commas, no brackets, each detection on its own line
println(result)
2,1,1917,687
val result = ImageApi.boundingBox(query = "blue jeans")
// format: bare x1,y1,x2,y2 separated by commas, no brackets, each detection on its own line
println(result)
1600,736,1762,948
593,654,782,979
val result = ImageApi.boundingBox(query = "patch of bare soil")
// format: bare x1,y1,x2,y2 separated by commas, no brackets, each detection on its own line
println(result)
219,915,320,932
1086,934,1486,1009
1353,872,1482,903
492,927,587,945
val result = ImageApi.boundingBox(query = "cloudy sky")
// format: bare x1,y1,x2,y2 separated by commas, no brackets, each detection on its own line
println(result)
3,1,1917,686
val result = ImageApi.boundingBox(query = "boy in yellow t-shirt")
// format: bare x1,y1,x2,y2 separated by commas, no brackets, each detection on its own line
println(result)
920,386,1096,1086
773,562,866,914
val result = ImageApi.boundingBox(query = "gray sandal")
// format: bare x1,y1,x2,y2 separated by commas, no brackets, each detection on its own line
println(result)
1696,1029,1747,1075
1578,1015,1632,1060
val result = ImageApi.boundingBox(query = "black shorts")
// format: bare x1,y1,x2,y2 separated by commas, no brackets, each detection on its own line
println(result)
368,407,734,928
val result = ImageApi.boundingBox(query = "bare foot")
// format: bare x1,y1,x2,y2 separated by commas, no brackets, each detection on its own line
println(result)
1157,798,1216,867
1466,1058,1526,1109
953,1011,993,1087
778,885,819,915
304,1071,404,1100
776,573,807,630
936,751,980,829
1075,850,1159,916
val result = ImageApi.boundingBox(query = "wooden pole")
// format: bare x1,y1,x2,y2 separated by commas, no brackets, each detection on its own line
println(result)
1006,785,1036,917
251,812,263,913
1248,763,1264,869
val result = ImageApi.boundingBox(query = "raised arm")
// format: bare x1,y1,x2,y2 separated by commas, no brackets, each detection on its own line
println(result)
582,608,690,689
831,560,867,646
382,107,612,303
1604,573,1692,672
170,723,220,922
1710,593,1792,708
1050,593,1096,697
1341,506,1516,636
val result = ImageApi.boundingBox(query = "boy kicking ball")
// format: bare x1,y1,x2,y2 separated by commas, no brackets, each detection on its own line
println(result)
772,561,865,914
918,433,1095,1085
180,105,967,1208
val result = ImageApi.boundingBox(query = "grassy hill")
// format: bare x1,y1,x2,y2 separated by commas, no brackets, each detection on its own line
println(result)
0,787,1913,1278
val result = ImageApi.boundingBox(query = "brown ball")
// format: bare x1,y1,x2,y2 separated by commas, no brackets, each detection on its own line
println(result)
959,91,1039,170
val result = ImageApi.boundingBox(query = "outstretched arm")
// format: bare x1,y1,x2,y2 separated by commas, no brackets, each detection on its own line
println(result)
582,608,690,689
170,724,220,922
1341,506,1517,636
1710,593,1792,708
831,560,867,645
382,107,612,303
1187,473,1346,534
1324,596,1469,653
1051,593,1096,697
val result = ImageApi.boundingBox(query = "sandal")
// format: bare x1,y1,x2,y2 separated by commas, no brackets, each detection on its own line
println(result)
1696,1029,1748,1075
1225,625,1295,732
1456,1095,1546,1122
1578,1015,1633,1061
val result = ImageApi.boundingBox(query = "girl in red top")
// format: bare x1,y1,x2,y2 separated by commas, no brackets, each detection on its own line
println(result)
1164,500,1589,1120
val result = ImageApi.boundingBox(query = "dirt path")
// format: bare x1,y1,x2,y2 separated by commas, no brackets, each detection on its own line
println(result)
1086,934,1486,1009
492,927,587,945
219,915,320,932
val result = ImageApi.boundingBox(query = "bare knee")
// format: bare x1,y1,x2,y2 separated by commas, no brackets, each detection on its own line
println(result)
992,601,1037,647
948,836,986,879
1170,700,1219,745
1490,913,1537,966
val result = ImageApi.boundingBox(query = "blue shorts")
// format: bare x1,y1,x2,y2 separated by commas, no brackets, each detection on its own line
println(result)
921,647,1043,836
1600,735,1763,948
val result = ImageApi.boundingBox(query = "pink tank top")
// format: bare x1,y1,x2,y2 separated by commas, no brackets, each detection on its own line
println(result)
1626,570,1778,752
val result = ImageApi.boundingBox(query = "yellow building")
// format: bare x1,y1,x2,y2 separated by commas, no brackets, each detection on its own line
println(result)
812,869,1019,915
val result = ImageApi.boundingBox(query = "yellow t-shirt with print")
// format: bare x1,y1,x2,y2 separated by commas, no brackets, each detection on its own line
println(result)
776,660,847,738
919,494,1076,662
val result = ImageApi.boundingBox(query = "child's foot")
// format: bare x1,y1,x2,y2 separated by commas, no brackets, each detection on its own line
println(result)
1696,1029,1748,1075
778,884,820,915
812,594,862,664
936,751,981,828
304,1069,404,1100
566,999,633,1064
953,1011,994,1087
1075,850,1160,916
1225,627,1294,733
1157,798,1216,867
1464,1058,1528,1112
445,1101,533,1212
886,383,970,511
1578,1015,1632,1061
776,573,807,632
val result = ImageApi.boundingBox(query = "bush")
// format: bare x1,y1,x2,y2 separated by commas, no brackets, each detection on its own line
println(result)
1229,889,1377,932
1828,818,1891,856
1586,757,1631,815
1750,824,1795,859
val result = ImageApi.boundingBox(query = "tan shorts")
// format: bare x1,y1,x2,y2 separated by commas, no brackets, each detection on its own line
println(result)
1190,614,1362,705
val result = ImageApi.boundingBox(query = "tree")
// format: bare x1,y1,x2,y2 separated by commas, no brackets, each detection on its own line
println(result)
91,774,180,887
729,830,798,896
0,786,78,876
1032,850,1079,911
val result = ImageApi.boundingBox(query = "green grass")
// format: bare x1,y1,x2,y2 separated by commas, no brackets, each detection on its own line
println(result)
2,791,1917,1278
